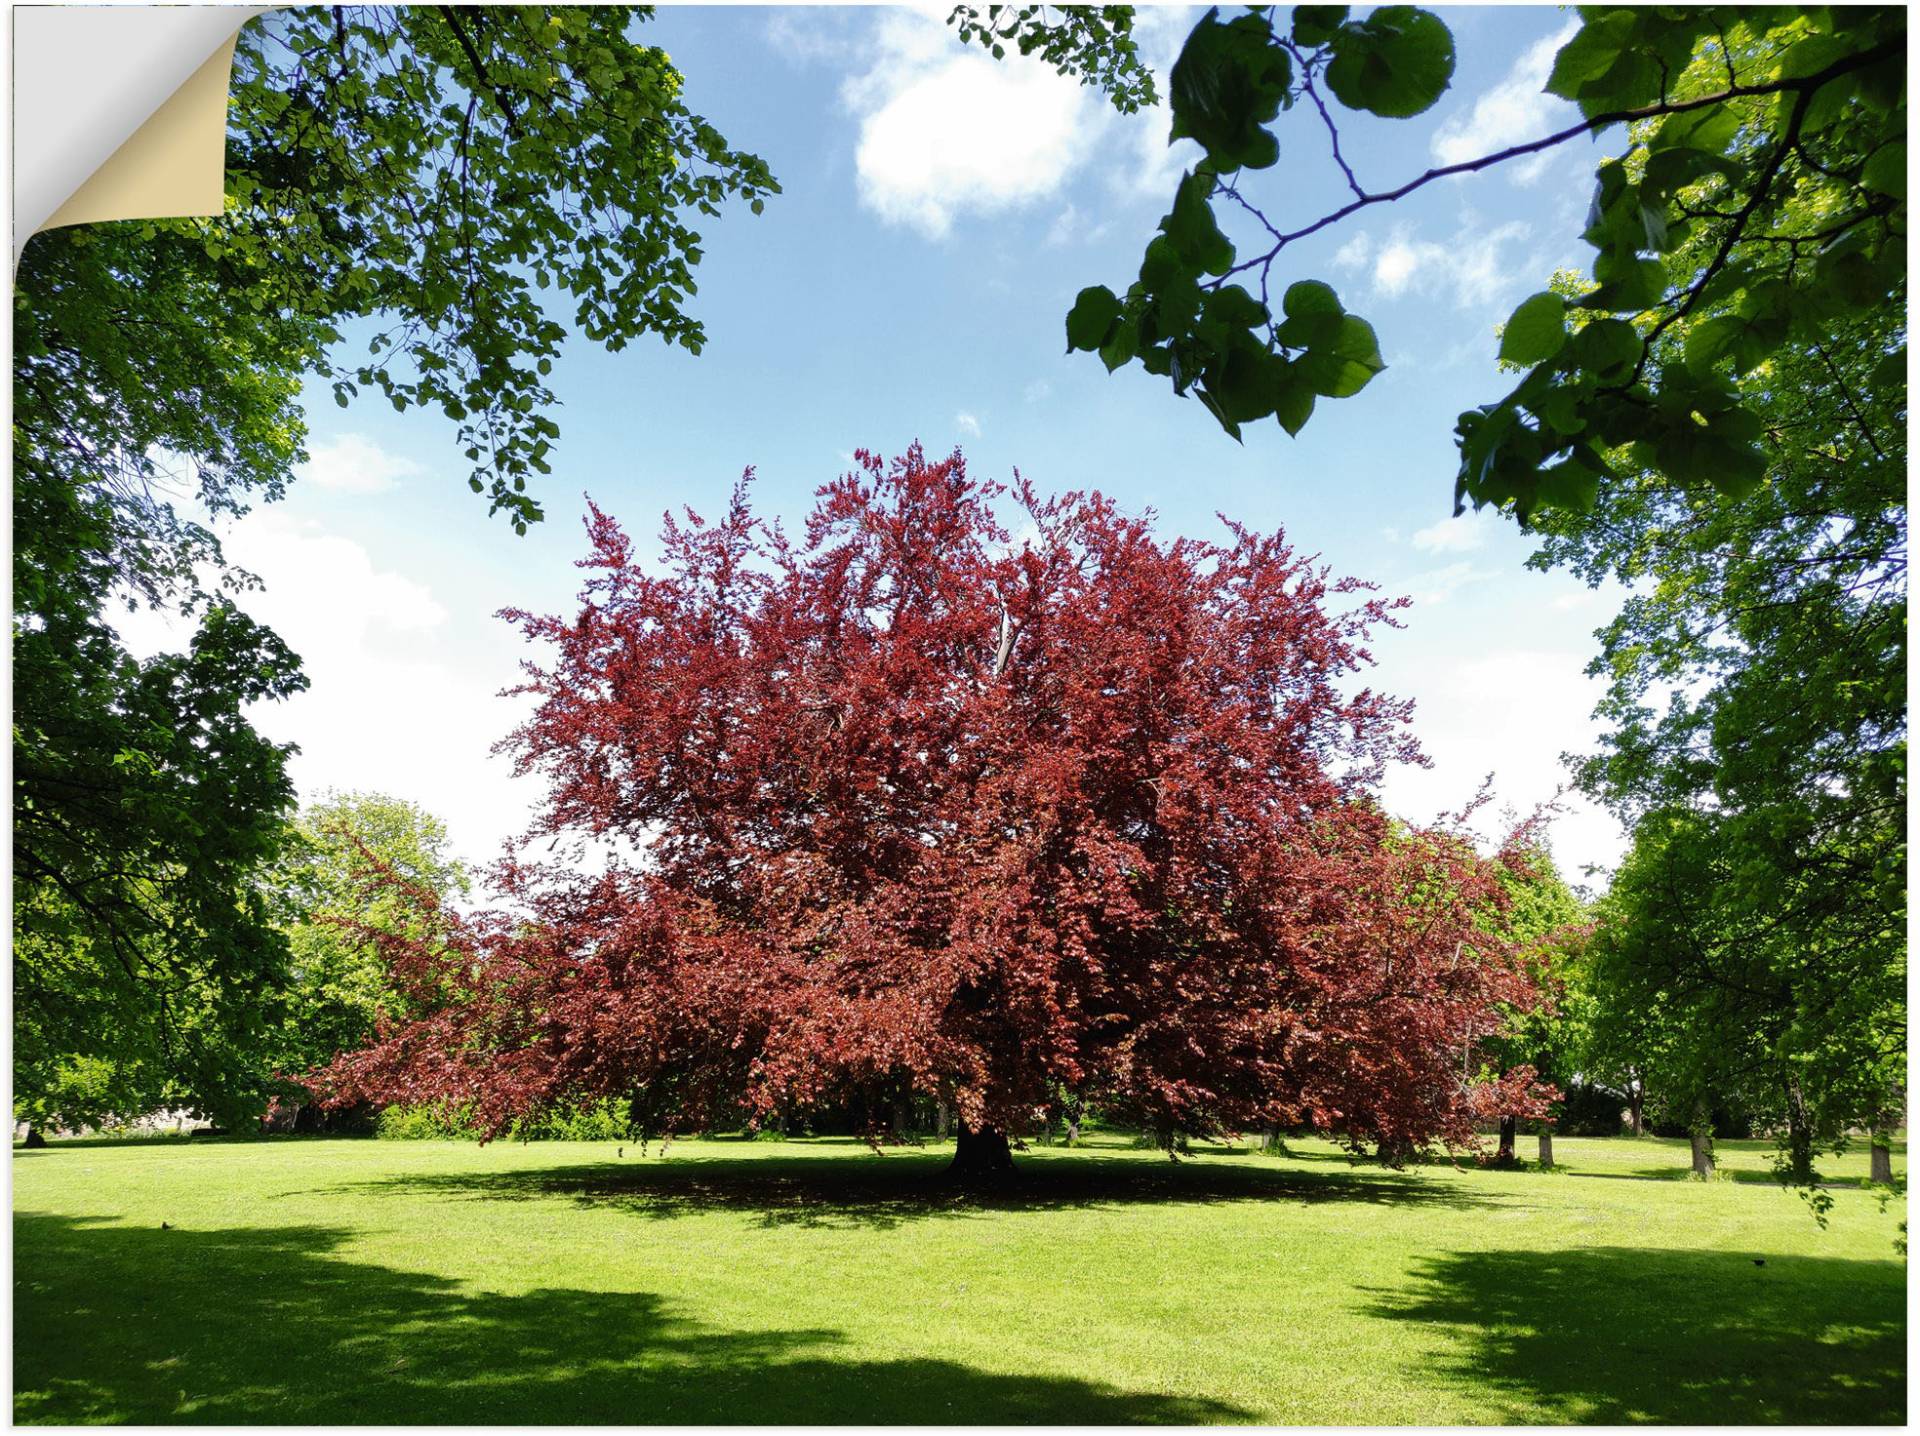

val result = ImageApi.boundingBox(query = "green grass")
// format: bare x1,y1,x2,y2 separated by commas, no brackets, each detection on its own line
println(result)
13,1131,1907,1424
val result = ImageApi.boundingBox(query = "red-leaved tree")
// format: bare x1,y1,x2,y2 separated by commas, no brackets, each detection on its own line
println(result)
318,445,1550,1174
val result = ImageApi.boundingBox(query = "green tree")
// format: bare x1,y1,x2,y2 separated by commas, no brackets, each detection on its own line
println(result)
14,605,306,1135
270,792,473,1111
13,5,775,1129
1481,847,1590,1166
1529,151,1904,1197
1061,6,1905,525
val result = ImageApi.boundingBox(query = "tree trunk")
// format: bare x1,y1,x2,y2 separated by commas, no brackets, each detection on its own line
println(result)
1537,1127,1554,1167
1690,1103,1715,1178
1378,1136,1413,1168
891,1094,913,1141
1626,1078,1645,1136
21,1125,48,1149
935,1102,951,1140
1065,1113,1080,1145
1497,1116,1517,1164
1784,1082,1815,1184
948,1122,1014,1179
1870,1126,1894,1184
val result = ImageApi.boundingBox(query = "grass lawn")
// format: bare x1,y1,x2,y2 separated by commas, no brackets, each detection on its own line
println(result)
13,1130,1907,1424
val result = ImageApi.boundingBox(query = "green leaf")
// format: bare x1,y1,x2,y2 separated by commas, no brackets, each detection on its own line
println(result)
1323,6,1455,119
1299,316,1386,397
1163,170,1235,276
1568,318,1641,379
1098,314,1140,373
1167,9,1292,171
1545,13,1631,100
1291,6,1349,47
1282,279,1344,319
1066,286,1122,351
1861,141,1906,199
1203,283,1268,332
1499,292,1568,366
1274,367,1317,436
1536,456,1602,513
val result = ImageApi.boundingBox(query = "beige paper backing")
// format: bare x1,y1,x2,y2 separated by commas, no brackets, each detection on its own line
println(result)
39,33,242,235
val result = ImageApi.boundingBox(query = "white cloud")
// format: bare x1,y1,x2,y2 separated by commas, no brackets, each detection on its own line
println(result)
1333,232,1374,272
107,509,531,870
1024,378,1052,404
845,10,1105,238
1341,218,1535,309
1409,561,1495,606
1410,509,1501,555
1377,643,1620,881
763,9,864,67
1430,20,1581,185
955,410,983,437
299,433,422,495
1045,202,1112,247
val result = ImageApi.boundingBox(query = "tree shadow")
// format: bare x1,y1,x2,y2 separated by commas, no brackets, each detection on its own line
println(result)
317,1146,1509,1230
1363,1244,1906,1424
13,1211,1251,1424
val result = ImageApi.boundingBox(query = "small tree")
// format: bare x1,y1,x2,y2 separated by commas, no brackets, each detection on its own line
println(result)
318,446,1550,1174
267,792,473,1122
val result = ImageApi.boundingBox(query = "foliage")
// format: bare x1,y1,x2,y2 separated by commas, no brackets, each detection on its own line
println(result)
271,792,473,1086
14,603,306,1131
1062,6,1906,523
946,5,1157,114
375,1097,634,1142
15,1132,1907,1424
1477,847,1591,1129
1532,137,1904,1195
14,6,775,1122
1583,805,1900,1192
315,446,1548,1159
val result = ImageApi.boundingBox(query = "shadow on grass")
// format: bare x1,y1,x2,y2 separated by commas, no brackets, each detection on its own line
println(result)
1364,1244,1906,1424
317,1146,1508,1230
13,1211,1249,1425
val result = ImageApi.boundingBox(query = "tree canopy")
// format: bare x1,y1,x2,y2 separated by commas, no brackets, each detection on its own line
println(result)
316,447,1553,1171
13,5,776,1129
1060,5,1905,524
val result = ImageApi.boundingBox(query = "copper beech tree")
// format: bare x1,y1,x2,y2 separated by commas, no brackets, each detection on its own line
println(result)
318,445,1551,1175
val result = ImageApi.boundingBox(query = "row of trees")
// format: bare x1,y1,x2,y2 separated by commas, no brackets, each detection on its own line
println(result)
13,8,1903,1193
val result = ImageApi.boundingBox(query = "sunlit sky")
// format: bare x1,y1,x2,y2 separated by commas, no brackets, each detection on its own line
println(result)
125,4,1633,887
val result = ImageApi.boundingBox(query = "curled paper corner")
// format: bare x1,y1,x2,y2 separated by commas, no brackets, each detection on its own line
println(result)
13,6,273,266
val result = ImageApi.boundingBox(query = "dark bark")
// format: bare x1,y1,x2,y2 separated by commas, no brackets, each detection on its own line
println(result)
1377,1136,1414,1168
1783,1081,1815,1184
1537,1127,1554,1167
1497,1115,1517,1164
935,1102,951,1140
1626,1075,1645,1136
21,1125,48,1149
1870,1126,1894,1184
947,1122,1014,1179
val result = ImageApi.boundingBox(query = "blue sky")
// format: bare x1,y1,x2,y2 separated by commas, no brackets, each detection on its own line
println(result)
127,4,1633,885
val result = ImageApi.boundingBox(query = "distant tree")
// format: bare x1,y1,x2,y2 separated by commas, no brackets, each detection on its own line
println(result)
1479,847,1589,1166
316,445,1551,1175
269,793,473,1107
1585,806,1901,1194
